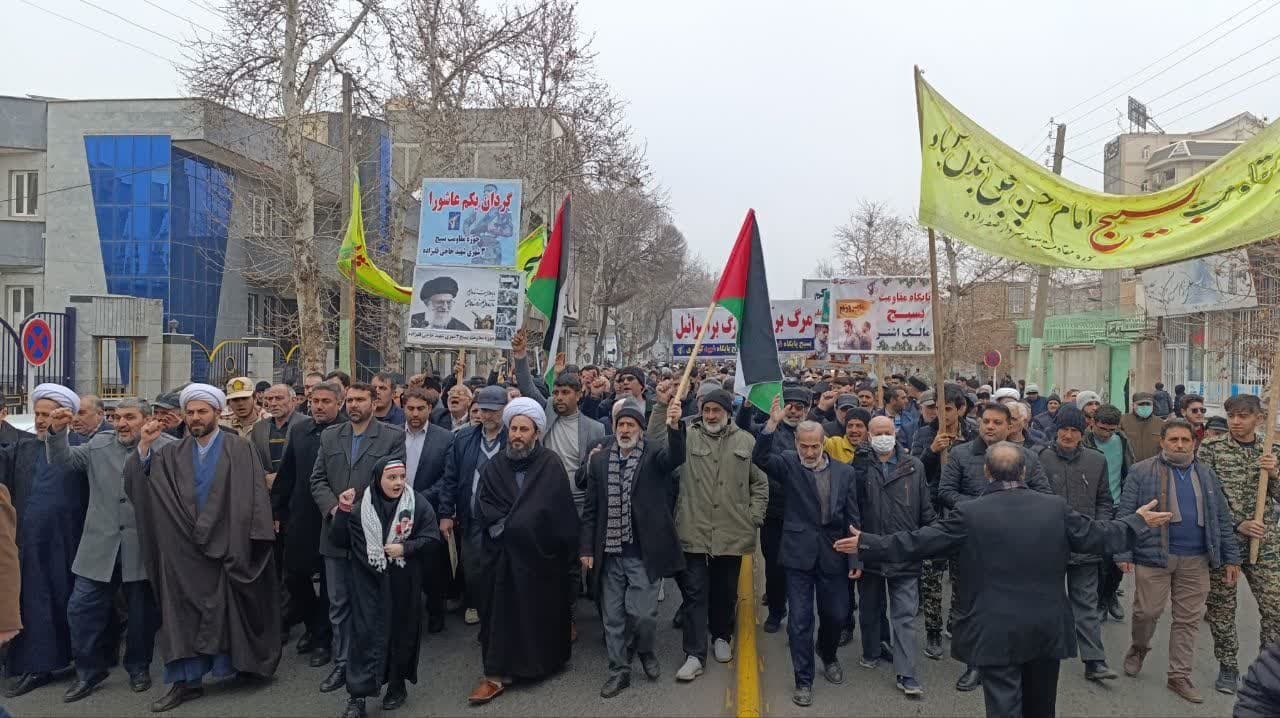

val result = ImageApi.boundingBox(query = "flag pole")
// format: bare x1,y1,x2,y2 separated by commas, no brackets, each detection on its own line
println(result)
675,301,719,403
915,64,952,443
1250,359,1280,563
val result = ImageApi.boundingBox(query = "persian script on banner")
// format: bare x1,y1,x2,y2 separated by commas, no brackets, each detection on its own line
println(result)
828,277,933,355
916,71,1280,269
407,266,525,349
771,300,822,354
671,307,738,358
417,179,522,267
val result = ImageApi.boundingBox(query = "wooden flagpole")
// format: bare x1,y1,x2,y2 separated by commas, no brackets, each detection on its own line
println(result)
1250,370,1280,563
915,65,952,444
675,301,719,404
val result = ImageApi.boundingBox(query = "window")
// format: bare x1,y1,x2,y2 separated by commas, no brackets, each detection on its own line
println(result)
1141,145,1150,159
1007,286,1027,316
1140,179,1149,192
251,195,276,236
1164,168,1176,182
9,171,38,216
7,286,33,328
247,292,261,334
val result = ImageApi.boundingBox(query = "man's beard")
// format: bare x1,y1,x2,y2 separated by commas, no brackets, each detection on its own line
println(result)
617,435,639,450
702,418,725,435
800,457,822,469
506,443,532,460
116,433,138,447
189,421,215,437
782,417,800,428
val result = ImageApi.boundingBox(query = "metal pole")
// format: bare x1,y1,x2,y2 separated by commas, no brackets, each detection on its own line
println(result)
341,71,357,376
1028,123,1066,390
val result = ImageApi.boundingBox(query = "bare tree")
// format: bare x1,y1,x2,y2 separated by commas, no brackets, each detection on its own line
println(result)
830,201,928,277
612,226,716,363
185,0,380,371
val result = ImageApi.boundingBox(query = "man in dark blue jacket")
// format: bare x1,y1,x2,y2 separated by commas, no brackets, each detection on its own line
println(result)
753,397,860,709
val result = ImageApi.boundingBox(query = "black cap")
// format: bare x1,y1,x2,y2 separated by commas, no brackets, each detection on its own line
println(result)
1206,415,1228,432
782,386,813,406
700,389,734,413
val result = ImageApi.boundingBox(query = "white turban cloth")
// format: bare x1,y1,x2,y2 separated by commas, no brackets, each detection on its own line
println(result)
31,383,80,413
180,383,227,412
502,397,546,433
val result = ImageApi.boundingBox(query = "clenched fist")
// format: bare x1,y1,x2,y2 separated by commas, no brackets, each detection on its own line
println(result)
337,488,357,513
50,407,74,433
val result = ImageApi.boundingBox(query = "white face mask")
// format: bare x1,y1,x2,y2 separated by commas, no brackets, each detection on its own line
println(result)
869,435,897,455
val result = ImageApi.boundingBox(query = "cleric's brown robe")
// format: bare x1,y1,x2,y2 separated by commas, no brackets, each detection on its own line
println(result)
125,431,281,677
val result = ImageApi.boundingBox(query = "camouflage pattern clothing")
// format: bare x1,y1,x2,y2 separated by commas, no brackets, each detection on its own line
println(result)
921,559,947,632
1200,433,1280,672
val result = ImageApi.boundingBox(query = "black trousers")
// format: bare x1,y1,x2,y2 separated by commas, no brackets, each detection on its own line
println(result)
422,540,451,619
1098,556,1123,609
759,520,787,617
284,564,331,642
680,553,741,661
980,658,1060,718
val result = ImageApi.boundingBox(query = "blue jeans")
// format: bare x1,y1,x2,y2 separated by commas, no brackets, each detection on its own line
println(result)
785,568,850,688
67,564,160,680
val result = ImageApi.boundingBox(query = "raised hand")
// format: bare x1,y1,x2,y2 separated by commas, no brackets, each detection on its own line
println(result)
138,418,164,454
666,402,683,428
767,394,786,428
655,378,674,405
50,407,74,433
511,329,527,358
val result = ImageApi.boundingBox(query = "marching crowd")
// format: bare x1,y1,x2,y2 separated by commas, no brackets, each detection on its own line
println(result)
3,329,1280,717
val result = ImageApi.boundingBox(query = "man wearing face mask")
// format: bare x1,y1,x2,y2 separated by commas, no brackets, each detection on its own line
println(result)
753,398,859,707
1121,392,1163,463
857,416,933,698
657,387,767,682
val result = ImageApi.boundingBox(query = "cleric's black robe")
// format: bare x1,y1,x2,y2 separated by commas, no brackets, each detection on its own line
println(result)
124,431,281,678
330,488,439,698
476,444,579,679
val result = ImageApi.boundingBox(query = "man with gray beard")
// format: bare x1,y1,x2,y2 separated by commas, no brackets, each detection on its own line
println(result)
654,388,768,683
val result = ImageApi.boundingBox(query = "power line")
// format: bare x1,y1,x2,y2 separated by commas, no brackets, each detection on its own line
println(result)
141,0,221,37
1052,0,1270,122
177,0,225,18
1060,155,1146,190
1059,0,1280,128
76,0,183,46
20,0,176,64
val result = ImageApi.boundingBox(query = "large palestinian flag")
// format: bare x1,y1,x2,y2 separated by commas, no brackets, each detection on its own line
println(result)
716,210,782,410
527,194,570,383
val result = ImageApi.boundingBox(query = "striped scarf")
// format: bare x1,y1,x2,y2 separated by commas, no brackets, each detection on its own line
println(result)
605,438,644,554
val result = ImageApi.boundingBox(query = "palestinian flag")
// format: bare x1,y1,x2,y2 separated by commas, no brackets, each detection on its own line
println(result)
716,209,782,411
527,194,570,383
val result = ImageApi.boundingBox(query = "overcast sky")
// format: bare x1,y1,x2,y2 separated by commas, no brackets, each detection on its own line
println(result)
9,0,1280,296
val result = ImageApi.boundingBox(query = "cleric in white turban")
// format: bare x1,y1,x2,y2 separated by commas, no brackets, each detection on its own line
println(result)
178,383,226,413
31,382,80,414
502,397,546,434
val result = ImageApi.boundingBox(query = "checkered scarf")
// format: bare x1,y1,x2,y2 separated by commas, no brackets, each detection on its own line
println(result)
604,438,644,554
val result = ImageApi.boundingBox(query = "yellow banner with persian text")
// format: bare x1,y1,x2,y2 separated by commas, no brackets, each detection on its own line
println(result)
916,71,1280,268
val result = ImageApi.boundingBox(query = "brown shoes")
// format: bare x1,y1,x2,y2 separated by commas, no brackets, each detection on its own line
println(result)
1123,646,1147,677
468,678,504,705
1167,676,1203,703
570,623,578,643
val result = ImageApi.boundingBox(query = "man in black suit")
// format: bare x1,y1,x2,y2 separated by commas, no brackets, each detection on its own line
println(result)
836,441,1172,718
401,388,454,633
753,397,860,708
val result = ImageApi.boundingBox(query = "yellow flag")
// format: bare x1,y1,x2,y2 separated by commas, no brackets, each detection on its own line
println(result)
916,70,1280,269
337,173,412,304
517,225,548,285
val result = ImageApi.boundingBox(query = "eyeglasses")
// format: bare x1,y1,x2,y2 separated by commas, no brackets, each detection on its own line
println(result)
1187,407,1207,414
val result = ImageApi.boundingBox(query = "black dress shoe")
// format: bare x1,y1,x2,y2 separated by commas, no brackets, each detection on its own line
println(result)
310,647,333,668
63,671,109,703
319,665,346,693
5,672,52,698
639,652,661,681
382,681,408,710
955,667,982,692
342,697,367,718
427,615,445,634
296,632,318,654
672,610,684,629
129,671,152,693
150,682,203,713
600,672,630,698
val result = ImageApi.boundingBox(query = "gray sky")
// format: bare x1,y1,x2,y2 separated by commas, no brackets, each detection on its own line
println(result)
9,0,1280,296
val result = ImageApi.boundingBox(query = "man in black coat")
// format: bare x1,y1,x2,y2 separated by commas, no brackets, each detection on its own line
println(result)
401,388,454,633
578,399,685,698
838,442,1172,718
753,398,860,708
738,385,811,633
1037,405,1116,682
271,381,344,667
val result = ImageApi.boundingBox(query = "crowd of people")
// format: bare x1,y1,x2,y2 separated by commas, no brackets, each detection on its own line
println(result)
2,330,1280,717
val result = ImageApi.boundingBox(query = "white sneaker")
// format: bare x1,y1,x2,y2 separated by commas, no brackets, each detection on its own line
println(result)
657,579,666,602
713,638,733,663
676,656,704,682
464,608,480,625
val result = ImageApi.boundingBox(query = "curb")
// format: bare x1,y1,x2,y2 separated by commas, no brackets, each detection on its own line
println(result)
735,554,762,717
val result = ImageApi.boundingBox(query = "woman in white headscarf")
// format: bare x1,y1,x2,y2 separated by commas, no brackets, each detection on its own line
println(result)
330,458,440,718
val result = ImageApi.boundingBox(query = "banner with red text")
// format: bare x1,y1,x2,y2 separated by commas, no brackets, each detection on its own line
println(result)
828,277,934,355
770,300,822,354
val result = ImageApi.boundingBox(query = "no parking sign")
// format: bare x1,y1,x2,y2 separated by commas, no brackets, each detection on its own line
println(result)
22,318,53,367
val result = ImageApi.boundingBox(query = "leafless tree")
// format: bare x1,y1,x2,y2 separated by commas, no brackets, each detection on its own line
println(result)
830,201,929,277
613,227,717,363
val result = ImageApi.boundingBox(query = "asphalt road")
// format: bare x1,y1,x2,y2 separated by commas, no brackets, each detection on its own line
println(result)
3,566,1265,718
754,566,1263,717
2,579,733,718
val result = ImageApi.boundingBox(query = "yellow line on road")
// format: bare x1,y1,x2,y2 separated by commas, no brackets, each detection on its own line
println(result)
735,555,762,717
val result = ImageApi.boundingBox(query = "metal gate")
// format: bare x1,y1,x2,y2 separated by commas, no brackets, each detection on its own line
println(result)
0,308,78,411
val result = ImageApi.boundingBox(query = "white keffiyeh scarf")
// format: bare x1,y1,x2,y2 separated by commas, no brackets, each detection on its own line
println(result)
360,486,416,572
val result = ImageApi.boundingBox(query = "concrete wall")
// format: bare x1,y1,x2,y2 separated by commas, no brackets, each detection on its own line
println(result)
161,333,193,392
0,97,48,150
68,294,165,400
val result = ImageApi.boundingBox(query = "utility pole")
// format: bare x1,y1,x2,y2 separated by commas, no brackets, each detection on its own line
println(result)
340,71,357,377
1027,123,1066,390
